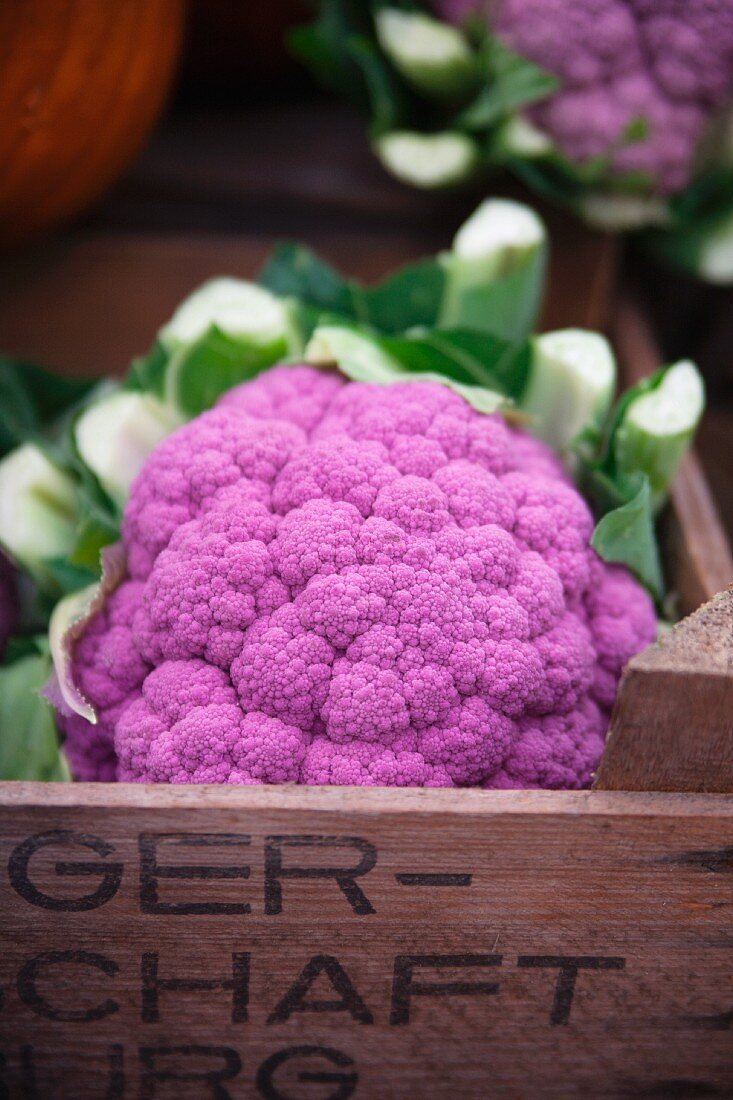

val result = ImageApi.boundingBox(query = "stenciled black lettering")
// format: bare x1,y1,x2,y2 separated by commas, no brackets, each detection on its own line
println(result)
139,1046,241,1100
4,1044,124,1100
264,836,376,916
17,950,119,1022
268,955,373,1025
517,955,625,1025
390,954,501,1025
139,833,251,915
8,830,122,912
107,1045,125,1100
678,1007,733,1030
142,952,250,1023
0,1046,37,1100
20,1046,36,1100
256,1045,358,1100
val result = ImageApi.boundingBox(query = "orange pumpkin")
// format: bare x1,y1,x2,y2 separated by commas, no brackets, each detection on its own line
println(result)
0,0,185,245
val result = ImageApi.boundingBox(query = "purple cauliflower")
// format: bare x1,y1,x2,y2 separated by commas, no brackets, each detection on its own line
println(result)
434,0,733,192
59,365,656,788
0,554,17,660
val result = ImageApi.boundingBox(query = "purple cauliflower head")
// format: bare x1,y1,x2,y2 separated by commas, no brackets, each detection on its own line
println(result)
60,364,656,789
0,554,17,659
434,0,733,192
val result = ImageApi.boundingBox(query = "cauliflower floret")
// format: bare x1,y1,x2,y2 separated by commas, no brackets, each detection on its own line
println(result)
62,365,656,788
220,363,345,435
59,580,148,781
123,408,304,580
115,658,308,783
584,557,660,709
302,737,453,788
484,696,607,790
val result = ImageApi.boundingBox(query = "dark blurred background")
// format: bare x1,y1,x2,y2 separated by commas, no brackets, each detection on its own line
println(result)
1,0,731,533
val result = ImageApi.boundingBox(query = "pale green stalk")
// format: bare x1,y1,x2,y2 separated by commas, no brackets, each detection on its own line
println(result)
375,8,477,99
613,359,705,511
522,329,616,450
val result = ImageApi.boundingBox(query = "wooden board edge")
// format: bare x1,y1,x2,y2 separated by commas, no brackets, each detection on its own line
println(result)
578,231,619,333
1,781,732,818
595,587,733,792
665,453,733,612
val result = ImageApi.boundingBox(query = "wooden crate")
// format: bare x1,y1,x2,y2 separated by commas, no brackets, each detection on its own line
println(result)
0,245,732,1099
1,783,732,1100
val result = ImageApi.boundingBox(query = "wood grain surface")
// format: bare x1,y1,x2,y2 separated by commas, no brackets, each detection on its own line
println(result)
0,783,732,1099
596,587,733,792
0,224,617,379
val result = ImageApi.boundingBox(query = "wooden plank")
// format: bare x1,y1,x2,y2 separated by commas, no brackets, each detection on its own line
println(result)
0,783,732,1099
613,297,733,611
697,408,733,569
0,223,617,379
664,452,733,615
595,587,733,792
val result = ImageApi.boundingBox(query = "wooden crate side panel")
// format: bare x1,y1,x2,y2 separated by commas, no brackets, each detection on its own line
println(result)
596,666,733,792
596,587,733,792
0,785,732,1099
665,452,733,614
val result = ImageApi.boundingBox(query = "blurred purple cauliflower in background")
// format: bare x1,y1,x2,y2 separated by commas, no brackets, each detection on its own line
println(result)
59,365,656,789
434,0,733,192
0,555,17,659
